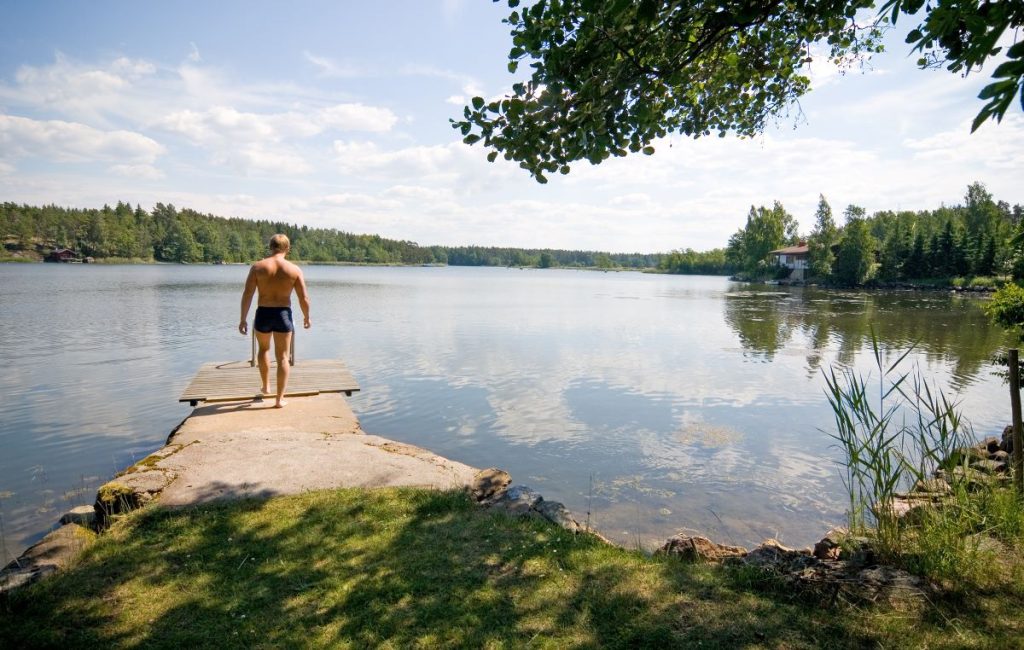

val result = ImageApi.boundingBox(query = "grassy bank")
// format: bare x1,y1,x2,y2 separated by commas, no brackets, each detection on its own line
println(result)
3,488,1023,648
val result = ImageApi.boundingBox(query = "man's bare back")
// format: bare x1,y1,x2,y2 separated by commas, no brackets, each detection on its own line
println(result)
238,234,311,408
248,255,305,308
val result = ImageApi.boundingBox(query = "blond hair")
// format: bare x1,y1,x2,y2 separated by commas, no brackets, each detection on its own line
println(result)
269,234,290,253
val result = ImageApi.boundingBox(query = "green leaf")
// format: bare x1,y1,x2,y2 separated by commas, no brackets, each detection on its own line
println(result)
535,172,548,184
978,79,1012,100
971,107,992,133
641,146,655,155
487,151,498,163
463,134,482,145
992,60,1024,79
471,96,485,110
507,61,518,73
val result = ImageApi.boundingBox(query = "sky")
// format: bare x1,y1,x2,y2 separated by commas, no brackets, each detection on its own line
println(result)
0,1,1022,253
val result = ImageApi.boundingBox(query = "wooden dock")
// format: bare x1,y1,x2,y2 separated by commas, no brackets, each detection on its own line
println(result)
179,359,360,406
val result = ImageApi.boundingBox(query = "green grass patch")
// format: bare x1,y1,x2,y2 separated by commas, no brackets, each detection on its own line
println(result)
2,488,1023,648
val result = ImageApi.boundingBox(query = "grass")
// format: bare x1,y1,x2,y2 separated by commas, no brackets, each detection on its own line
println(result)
2,487,1024,648
951,276,1008,289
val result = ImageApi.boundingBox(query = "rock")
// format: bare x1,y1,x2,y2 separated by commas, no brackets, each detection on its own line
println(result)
838,536,875,566
874,496,934,524
981,437,1001,454
1001,425,1015,454
813,528,847,561
59,505,96,527
856,566,925,601
95,469,175,527
911,478,951,495
470,468,511,504
990,450,1010,463
743,539,814,570
937,466,1006,491
494,485,543,516
942,446,989,469
534,500,583,533
658,534,748,562
970,458,1008,474
0,524,96,595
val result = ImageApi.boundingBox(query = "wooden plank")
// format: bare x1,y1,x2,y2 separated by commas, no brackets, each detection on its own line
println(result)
179,358,360,403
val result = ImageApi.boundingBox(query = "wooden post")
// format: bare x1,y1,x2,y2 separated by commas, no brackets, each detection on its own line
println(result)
1009,348,1024,495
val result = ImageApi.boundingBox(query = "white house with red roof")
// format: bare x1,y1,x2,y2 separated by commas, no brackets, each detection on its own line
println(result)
769,241,809,280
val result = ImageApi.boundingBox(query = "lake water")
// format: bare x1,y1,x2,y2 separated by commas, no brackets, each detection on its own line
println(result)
0,264,1011,564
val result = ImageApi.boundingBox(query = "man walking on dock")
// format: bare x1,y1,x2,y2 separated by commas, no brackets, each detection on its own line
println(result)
239,234,311,408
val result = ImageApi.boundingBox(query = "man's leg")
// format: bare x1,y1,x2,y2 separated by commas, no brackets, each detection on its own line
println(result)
255,331,272,395
273,331,293,408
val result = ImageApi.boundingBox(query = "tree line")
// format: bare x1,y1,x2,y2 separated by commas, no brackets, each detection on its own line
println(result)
0,202,663,270
712,182,1024,286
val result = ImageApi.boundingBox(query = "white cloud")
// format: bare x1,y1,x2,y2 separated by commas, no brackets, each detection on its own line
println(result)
111,57,157,79
320,192,403,210
160,103,396,146
0,53,159,126
318,103,397,132
303,51,362,78
333,140,456,177
187,43,202,63
0,114,164,163
212,144,312,176
110,163,164,179
904,114,1024,170
0,161,13,175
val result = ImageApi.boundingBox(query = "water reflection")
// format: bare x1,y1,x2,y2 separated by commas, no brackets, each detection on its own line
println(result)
0,265,1012,565
723,286,1006,386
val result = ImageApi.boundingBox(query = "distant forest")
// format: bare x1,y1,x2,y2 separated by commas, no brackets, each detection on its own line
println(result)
0,202,679,270
5,183,1022,283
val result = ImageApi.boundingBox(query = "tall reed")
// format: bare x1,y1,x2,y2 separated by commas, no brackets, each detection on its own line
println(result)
824,329,975,560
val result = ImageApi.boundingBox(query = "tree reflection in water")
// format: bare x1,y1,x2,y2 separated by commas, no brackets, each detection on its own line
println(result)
723,286,1008,387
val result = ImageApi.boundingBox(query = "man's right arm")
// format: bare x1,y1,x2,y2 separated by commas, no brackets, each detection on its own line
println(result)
239,266,258,334
295,270,311,329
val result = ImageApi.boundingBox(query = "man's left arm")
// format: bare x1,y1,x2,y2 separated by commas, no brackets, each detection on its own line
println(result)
239,267,257,334
295,270,311,329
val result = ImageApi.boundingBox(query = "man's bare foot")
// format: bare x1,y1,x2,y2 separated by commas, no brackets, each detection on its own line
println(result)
273,400,287,409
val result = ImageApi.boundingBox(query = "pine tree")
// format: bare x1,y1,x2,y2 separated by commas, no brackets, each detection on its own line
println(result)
807,195,837,280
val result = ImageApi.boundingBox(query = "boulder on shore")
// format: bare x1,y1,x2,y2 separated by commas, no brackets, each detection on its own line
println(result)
657,534,748,562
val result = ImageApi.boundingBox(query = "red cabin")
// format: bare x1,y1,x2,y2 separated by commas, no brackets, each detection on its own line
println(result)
46,248,80,263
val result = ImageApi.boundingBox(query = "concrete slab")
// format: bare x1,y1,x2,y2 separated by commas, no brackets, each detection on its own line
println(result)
138,393,480,507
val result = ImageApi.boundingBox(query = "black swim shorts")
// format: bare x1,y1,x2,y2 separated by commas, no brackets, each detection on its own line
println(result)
254,306,294,333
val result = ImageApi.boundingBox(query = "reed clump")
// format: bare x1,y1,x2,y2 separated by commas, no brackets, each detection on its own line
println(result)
825,331,1024,586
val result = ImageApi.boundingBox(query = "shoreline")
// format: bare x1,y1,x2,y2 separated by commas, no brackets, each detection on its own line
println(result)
1,393,594,593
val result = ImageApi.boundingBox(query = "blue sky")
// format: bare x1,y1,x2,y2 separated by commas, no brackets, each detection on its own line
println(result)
1,1,1022,252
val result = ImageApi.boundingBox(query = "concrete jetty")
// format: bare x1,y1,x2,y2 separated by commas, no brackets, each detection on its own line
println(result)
95,393,480,518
